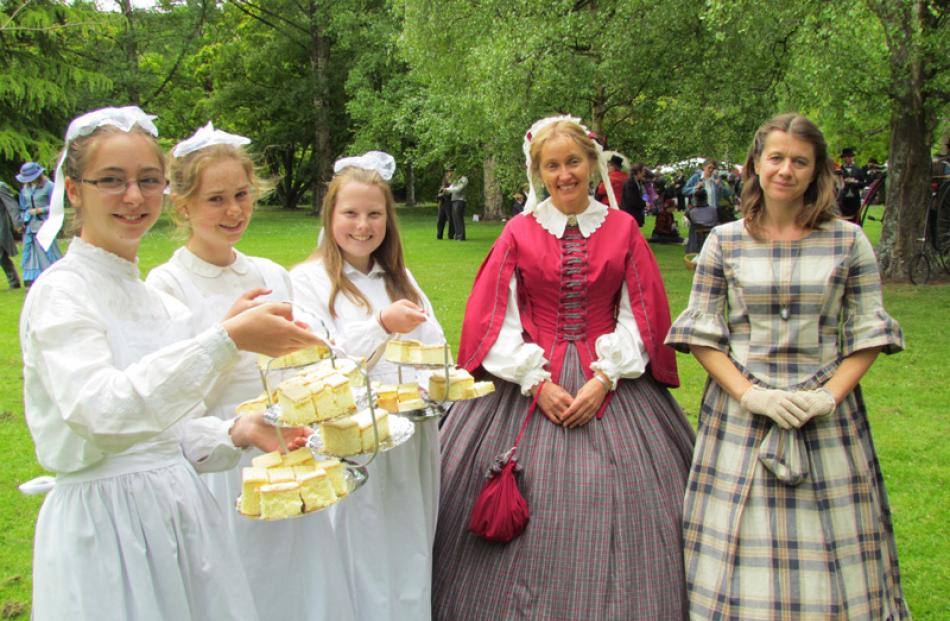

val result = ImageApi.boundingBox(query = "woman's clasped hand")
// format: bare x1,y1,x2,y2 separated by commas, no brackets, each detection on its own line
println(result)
534,377,609,428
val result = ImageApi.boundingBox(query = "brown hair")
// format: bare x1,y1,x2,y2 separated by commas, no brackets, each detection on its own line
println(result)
740,113,836,239
306,166,421,318
528,120,600,190
62,125,166,237
168,143,273,235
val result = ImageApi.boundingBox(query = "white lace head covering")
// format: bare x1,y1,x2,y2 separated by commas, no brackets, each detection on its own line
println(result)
38,106,159,251
171,121,251,158
522,115,617,215
333,150,396,181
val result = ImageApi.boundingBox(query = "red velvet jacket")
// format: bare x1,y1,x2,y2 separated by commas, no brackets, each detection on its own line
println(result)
457,208,679,388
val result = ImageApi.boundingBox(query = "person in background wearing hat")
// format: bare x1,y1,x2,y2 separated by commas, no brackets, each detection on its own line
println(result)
17,161,62,286
595,154,628,208
0,180,23,289
838,147,865,225
444,165,468,240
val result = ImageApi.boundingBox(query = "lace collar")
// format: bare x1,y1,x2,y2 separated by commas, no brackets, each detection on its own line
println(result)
69,237,140,280
531,197,608,239
175,246,250,277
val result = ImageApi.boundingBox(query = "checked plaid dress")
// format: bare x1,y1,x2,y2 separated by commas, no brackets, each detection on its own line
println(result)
666,219,910,620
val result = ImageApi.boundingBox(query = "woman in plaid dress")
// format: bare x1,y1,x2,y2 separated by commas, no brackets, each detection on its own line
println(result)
434,116,694,620
666,113,910,620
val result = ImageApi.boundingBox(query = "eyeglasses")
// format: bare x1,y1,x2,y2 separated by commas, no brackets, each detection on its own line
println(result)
81,175,167,196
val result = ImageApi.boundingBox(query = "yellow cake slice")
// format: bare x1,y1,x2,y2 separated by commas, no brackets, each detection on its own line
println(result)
419,343,453,366
315,459,348,497
320,416,361,456
429,368,475,401
281,446,314,467
325,373,357,414
278,377,318,425
293,463,317,478
462,380,496,399
239,467,269,516
375,384,399,411
384,338,423,364
398,397,428,412
267,467,296,483
235,393,270,415
313,357,365,388
356,408,391,452
257,344,329,370
251,450,284,469
259,481,303,519
298,468,337,512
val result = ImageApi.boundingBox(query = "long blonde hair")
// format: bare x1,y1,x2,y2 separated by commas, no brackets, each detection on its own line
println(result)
309,167,421,318
740,113,837,239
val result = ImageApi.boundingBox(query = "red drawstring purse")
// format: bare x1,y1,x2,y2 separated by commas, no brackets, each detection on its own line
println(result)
468,381,543,543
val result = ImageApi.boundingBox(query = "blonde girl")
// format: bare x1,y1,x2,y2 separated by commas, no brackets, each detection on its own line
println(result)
291,151,443,621
146,122,356,621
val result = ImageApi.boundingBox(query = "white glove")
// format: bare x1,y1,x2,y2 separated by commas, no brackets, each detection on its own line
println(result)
798,388,837,422
740,386,811,430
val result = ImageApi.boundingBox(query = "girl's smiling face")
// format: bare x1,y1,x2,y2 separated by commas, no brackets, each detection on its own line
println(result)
330,180,388,273
181,157,254,266
66,132,165,262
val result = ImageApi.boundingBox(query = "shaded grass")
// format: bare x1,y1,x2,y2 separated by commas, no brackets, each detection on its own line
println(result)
0,204,946,617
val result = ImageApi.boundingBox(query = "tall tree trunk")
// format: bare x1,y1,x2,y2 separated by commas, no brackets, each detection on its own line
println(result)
406,160,416,206
872,0,938,281
483,155,503,220
308,1,331,215
118,0,139,104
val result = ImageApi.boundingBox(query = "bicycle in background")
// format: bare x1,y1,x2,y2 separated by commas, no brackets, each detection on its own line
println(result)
908,174,950,284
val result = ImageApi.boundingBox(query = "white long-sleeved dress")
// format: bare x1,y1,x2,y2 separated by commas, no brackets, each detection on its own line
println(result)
20,238,258,621
291,258,443,621
146,246,356,621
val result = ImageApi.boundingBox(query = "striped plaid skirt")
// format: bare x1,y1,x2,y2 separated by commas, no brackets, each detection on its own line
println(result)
684,380,911,620
433,346,695,620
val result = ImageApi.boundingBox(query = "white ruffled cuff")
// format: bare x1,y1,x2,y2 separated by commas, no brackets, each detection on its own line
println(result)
181,416,243,474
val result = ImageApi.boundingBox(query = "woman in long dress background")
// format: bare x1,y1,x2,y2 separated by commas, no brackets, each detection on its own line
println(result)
434,116,694,620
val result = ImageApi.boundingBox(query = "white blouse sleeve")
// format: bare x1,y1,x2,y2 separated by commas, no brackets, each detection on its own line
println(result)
481,274,551,395
590,281,649,387
24,282,240,456
180,417,243,474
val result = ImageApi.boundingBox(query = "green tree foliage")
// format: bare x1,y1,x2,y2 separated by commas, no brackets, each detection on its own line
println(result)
0,1,110,176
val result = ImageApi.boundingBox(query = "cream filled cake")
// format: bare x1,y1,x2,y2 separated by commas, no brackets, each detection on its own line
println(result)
259,482,303,520
298,469,337,511
239,467,269,516
320,408,391,455
429,368,476,401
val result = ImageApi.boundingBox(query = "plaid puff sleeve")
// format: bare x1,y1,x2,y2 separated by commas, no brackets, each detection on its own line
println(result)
665,228,730,353
840,232,904,357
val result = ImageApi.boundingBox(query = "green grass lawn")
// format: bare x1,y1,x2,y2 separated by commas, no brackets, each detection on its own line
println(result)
1,204,947,618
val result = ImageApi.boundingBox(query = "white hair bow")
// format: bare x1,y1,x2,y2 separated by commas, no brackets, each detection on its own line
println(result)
38,106,159,251
521,115,617,215
333,151,396,181
172,121,251,158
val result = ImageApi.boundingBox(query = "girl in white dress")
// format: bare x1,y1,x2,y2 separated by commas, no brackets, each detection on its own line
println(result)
21,106,319,621
146,122,355,621
291,152,443,621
